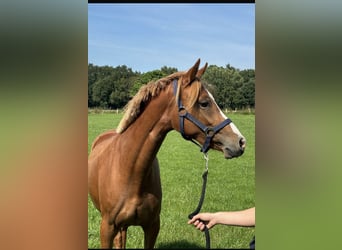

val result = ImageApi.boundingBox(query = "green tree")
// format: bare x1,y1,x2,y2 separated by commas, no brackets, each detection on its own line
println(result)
203,65,236,109
203,64,255,110
160,66,178,75
130,70,167,97
89,64,139,108
239,69,255,108
88,63,255,110
91,76,112,108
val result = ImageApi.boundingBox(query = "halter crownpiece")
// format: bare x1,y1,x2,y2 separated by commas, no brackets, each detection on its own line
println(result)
173,79,232,153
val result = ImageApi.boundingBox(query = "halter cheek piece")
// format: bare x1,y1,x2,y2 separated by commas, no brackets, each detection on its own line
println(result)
173,79,232,153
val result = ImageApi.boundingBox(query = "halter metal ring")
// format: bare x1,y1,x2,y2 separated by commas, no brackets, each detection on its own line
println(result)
204,127,215,137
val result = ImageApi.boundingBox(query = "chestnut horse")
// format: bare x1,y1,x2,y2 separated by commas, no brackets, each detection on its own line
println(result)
88,59,246,249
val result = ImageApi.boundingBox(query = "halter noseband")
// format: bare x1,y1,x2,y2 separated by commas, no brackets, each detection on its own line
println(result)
173,79,232,153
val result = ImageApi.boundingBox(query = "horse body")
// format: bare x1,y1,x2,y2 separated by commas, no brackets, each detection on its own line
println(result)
89,87,172,248
89,132,163,248
88,59,246,248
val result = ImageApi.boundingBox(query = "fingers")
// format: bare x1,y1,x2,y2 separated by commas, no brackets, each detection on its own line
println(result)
188,214,200,225
188,213,206,224
188,217,209,232
191,219,207,231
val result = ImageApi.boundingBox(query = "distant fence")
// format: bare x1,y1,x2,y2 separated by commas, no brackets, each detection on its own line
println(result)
88,107,255,115
88,108,124,114
224,107,255,114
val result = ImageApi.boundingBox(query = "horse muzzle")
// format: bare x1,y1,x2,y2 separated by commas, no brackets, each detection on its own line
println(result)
221,136,246,159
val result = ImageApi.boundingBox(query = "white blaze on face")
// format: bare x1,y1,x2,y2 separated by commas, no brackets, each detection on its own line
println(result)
206,89,244,138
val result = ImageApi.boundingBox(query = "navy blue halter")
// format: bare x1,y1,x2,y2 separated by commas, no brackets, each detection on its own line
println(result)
173,79,232,153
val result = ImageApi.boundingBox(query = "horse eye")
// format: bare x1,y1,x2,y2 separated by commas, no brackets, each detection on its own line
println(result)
199,101,209,108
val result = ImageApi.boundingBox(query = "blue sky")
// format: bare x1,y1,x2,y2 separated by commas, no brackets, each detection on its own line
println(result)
88,3,255,73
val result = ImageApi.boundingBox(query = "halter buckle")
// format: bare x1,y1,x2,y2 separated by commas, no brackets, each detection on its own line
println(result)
178,107,187,117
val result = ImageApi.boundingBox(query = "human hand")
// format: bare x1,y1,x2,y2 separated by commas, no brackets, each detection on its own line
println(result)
187,212,216,231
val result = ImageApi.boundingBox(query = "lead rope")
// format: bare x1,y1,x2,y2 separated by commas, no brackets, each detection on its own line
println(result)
188,153,211,249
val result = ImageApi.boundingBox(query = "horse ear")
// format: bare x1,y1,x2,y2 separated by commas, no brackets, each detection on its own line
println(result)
183,58,201,85
196,62,208,79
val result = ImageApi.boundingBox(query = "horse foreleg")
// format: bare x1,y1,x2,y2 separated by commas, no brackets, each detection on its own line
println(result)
113,227,127,249
143,217,160,249
100,217,116,249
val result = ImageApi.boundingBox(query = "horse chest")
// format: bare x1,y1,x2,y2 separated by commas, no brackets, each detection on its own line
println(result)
114,193,161,227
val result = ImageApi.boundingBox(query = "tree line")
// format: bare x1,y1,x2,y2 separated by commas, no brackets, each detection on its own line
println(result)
88,63,255,110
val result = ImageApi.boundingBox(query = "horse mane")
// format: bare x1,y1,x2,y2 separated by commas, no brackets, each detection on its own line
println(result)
116,72,183,133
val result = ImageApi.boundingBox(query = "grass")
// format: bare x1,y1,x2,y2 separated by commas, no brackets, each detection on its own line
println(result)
88,112,255,249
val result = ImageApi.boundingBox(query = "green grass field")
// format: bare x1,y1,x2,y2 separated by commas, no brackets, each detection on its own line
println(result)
88,112,255,249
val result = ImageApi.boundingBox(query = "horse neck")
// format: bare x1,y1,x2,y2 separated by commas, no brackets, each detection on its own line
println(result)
122,88,174,167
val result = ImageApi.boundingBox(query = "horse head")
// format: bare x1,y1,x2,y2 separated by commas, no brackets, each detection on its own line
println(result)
171,59,246,159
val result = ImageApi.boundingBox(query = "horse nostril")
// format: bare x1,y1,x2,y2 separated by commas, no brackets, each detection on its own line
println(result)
239,137,246,150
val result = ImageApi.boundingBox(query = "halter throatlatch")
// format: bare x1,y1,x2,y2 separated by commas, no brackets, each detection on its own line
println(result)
173,79,232,153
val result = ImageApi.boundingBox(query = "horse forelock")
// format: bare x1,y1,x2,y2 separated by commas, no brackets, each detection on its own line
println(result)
175,76,202,110
187,80,202,109
116,72,184,133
